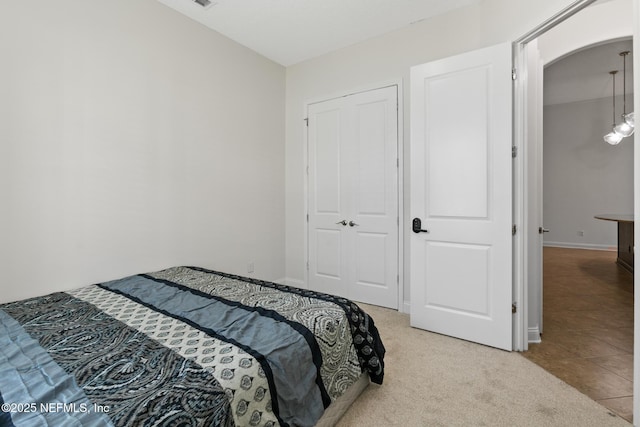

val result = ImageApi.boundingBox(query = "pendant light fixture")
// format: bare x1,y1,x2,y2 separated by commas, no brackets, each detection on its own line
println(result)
604,70,623,145
625,111,635,127
603,50,635,145
613,51,634,137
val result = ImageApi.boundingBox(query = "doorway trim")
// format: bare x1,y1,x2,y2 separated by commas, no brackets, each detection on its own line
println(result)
512,0,638,419
302,79,405,312
513,0,600,352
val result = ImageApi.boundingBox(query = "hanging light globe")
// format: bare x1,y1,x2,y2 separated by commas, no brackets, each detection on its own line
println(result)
604,130,623,145
614,120,634,137
624,111,635,127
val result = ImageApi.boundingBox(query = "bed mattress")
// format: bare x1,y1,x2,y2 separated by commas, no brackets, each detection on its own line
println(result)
0,266,385,427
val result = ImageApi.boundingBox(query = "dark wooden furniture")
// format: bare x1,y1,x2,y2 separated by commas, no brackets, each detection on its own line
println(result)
594,214,634,273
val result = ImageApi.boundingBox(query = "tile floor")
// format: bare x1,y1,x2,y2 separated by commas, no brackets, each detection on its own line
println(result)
522,247,634,423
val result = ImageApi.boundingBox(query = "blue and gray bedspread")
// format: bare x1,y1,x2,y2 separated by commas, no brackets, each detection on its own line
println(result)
0,266,385,427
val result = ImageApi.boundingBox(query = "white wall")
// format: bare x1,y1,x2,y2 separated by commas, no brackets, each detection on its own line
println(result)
543,96,634,249
521,0,633,345
284,0,583,304
0,0,286,303
535,0,634,250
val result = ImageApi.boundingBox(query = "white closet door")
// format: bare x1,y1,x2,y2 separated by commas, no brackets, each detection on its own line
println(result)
308,86,398,308
410,43,513,350
308,96,349,298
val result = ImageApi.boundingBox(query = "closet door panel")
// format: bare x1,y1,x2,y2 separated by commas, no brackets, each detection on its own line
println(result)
308,86,398,308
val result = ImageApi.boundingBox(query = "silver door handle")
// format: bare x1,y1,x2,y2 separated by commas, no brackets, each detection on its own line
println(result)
348,221,359,227
539,227,550,234
336,220,347,226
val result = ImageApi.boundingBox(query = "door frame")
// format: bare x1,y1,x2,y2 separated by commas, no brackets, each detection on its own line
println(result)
513,0,639,418
302,80,406,312
513,0,601,352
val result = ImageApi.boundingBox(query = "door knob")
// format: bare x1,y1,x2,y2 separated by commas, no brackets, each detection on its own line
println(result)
348,221,359,227
538,227,550,234
336,220,347,226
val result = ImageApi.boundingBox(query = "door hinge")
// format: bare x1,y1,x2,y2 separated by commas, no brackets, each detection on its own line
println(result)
306,213,309,222
512,303,517,314
512,224,517,235
512,146,517,158
306,261,309,270
512,68,517,80
304,118,309,126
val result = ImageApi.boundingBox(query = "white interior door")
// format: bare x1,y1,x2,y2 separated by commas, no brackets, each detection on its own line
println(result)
410,43,513,350
308,86,399,308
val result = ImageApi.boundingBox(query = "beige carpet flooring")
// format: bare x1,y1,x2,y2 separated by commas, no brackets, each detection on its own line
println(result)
336,303,631,427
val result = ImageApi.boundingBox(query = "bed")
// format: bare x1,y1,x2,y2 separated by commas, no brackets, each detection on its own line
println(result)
0,266,385,427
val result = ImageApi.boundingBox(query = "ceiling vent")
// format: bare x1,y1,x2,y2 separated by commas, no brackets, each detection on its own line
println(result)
193,0,216,9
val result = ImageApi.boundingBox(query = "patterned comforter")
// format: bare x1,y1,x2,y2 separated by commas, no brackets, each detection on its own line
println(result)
0,266,385,427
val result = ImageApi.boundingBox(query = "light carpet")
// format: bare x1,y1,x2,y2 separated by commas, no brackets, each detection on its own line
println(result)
336,304,631,426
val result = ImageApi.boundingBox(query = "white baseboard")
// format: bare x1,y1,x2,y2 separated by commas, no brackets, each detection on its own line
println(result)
281,277,306,289
543,241,616,251
402,301,410,314
280,280,409,314
528,326,541,344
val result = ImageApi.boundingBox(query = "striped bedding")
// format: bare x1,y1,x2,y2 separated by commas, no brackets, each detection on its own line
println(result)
0,266,385,427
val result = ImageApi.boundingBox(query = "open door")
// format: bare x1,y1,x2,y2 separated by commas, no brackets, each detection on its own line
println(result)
410,43,513,351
